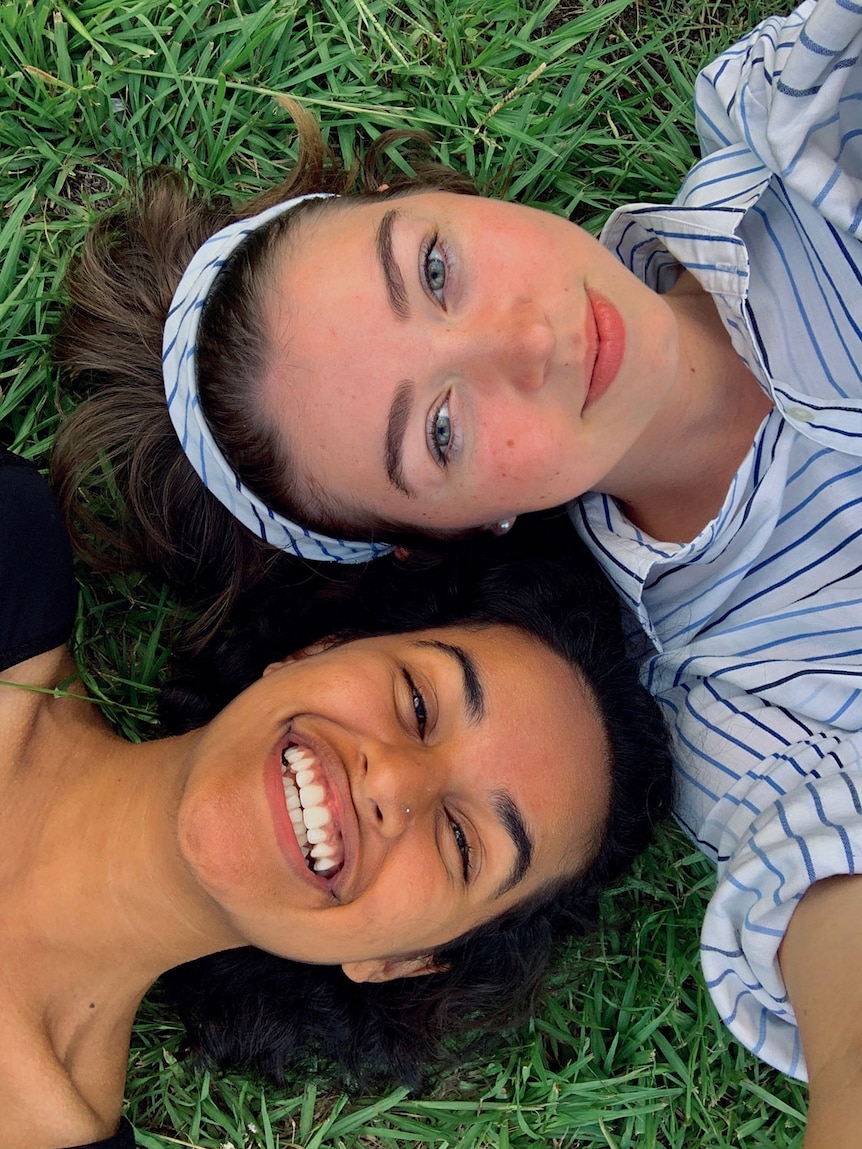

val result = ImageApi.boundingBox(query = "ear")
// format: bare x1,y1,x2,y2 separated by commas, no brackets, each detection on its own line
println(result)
341,954,445,983
393,545,412,562
262,637,340,677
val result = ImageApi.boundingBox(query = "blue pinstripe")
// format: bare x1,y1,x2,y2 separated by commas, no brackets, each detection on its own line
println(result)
572,0,862,1080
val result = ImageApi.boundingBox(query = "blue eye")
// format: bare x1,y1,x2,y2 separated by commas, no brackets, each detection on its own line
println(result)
422,234,447,305
430,398,452,463
448,814,473,881
426,252,446,298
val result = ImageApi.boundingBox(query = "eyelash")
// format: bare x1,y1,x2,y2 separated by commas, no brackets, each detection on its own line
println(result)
448,812,473,881
420,231,450,308
403,668,427,737
402,668,473,882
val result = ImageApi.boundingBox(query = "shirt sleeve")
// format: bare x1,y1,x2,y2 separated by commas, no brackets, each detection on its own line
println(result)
687,0,862,238
667,674,862,1081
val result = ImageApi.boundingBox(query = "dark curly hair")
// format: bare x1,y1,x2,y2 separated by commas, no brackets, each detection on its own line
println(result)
158,512,672,1090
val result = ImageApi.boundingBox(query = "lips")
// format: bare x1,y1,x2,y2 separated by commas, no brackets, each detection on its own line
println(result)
265,733,352,890
583,289,625,410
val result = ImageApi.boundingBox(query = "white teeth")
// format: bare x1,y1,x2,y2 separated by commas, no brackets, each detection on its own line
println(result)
303,805,331,830
298,782,325,806
279,744,344,873
310,843,336,859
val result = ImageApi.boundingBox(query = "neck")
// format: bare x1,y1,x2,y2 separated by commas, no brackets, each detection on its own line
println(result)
0,660,242,1128
2,710,239,987
602,273,773,542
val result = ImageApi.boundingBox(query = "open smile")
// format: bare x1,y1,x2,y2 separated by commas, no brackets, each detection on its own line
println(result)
281,744,346,878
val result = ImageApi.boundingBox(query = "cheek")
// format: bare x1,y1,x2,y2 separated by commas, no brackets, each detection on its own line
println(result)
178,783,269,902
479,413,568,490
361,854,457,946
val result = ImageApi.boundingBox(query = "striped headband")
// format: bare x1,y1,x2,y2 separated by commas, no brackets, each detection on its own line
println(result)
162,193,393,564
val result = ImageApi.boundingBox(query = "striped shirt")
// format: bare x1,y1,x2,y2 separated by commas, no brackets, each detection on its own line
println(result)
571,0,862,1079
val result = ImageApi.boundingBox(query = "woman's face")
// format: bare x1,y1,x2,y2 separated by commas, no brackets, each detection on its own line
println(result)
262,192,680,534
177,623,609,979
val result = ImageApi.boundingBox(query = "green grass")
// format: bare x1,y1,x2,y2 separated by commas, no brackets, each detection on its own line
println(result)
0,0,805,1145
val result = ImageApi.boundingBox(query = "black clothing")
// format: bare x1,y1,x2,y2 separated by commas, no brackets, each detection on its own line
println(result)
0,452,129,1146
65,1118,136,1149
0,449,75,673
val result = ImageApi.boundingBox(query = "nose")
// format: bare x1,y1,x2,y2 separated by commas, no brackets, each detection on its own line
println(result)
447,297,555,394
358,743,436,839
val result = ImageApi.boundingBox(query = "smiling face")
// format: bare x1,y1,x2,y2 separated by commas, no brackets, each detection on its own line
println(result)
261,192,680,534
176,623,610,978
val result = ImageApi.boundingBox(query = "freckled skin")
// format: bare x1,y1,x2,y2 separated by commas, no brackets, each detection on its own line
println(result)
262,191,680,531
176,626,611,967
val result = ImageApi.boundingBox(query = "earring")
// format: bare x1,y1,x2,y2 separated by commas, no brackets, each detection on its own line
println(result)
494,518,515,535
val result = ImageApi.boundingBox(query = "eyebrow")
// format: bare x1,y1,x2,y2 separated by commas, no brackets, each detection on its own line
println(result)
414,640,535,893
376,208,410,320
384,379,417,498
491,791,534,898
415,639,484,725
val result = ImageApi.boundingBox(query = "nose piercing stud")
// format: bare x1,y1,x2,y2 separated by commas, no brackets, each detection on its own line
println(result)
404,807,411,815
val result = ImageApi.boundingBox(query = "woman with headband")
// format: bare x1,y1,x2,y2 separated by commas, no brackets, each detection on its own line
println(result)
51,3,862,1143
0,450,670,1148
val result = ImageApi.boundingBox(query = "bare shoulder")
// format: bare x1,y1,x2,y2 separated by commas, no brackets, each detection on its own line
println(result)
0,1028,120,1149
0,647,83,769
0,645,77,694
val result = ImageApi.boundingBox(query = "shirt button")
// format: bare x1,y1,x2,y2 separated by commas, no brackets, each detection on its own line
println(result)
785,406,813,423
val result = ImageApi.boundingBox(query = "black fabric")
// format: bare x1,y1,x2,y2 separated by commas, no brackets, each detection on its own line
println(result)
0,449,76,673
0,454,128,1145
62,1117,136,1149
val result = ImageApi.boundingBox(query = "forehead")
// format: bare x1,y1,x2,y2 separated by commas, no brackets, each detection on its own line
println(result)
271,190,512,288
258,192,511,527
259,199,405,502
263,192,439,338
262,189,512,346
341,621,600,756
427,623,576,724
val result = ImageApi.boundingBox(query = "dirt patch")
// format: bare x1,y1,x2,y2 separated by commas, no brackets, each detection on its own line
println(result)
62,166,115,207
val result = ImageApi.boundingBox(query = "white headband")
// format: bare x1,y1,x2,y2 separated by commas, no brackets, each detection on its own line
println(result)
162,193,393,564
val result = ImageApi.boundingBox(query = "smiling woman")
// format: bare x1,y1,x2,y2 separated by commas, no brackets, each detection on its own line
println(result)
0,452,670,1147
155,508,672,1091
175,621,608,973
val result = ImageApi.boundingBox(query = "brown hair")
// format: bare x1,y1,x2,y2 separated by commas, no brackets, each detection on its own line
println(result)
51,98,478,632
